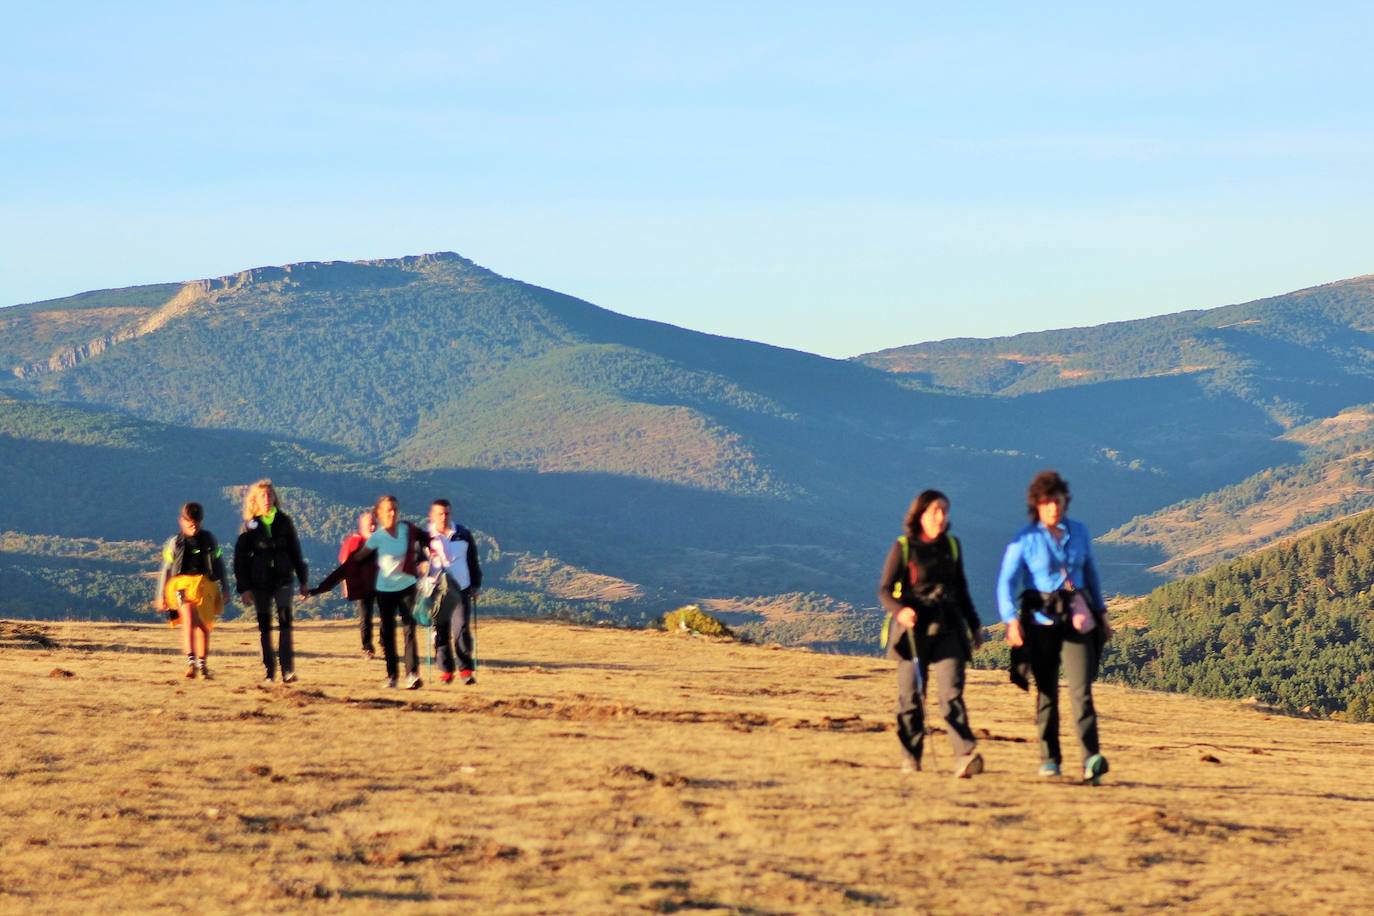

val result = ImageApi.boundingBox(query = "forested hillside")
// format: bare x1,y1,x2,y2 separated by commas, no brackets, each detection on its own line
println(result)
1100,509,1374,720
859,275,1374,427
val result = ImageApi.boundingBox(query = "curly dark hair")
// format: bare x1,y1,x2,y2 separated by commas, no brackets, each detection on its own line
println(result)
904,489,949,538
1026,470,1070,520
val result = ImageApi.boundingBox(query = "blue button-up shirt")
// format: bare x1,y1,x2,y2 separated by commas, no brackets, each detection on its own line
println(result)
996,518,1104,624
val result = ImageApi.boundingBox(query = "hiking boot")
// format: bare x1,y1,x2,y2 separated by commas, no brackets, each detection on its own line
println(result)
197,661,212,680
1038,762,1061,778
405,675,423,690
460,669,476,686
184,662,197,679
1083,753,1110,786
282,672,297,685
439,671,454,684
384,677,398,689
954,752,984,779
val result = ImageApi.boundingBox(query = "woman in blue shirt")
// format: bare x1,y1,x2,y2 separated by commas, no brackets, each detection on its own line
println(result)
996,471,1113,784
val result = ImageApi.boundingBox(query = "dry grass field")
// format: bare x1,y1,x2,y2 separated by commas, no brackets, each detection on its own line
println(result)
2,617,1371,914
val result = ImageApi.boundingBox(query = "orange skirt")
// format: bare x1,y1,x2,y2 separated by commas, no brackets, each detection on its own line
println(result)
164,574,225,630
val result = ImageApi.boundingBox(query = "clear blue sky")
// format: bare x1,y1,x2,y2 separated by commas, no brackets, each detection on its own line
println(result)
4,2,1373,357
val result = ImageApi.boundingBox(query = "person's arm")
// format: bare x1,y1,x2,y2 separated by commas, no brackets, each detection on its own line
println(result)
462,527,482,593
951,537,984,648
208,533,227,587
1080,527,1105,613
997,536,1030,647
285,515,308,592
995,537,1026,624
154,537,174,610
233,528,251,596
309,558,352,596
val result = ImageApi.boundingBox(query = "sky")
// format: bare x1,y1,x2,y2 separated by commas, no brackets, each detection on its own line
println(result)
4,2,1374,358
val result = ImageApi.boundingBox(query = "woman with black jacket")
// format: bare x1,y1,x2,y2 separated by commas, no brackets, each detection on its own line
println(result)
234,479,309,683
878,489,985,776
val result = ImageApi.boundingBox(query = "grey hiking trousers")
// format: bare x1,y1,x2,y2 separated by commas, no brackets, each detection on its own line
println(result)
1029,623,1100,765
896,632,978,765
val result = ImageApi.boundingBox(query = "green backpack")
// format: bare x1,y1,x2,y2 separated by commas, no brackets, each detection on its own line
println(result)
879,533,959,650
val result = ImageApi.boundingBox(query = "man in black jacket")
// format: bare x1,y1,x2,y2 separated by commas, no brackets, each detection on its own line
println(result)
422,498,483,685
234,480,309,683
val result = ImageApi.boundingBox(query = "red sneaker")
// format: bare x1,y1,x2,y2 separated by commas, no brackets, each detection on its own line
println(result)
439,671,454,684
460,669,476,685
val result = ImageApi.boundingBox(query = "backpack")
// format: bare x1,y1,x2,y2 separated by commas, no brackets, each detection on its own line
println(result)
879,533,959,650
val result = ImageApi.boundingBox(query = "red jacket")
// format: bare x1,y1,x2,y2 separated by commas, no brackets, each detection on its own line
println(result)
338,532,378,600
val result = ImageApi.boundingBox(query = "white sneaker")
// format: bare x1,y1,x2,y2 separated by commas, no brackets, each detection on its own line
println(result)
405,675,423,690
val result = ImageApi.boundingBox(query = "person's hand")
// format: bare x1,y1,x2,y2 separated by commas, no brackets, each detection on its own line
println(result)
241,592,254,608
153,598,167,613
896,607,917,629
299,585,310,599
470,588,480,601
417,561,430,577
1007,618,1025,648
971,626,986,650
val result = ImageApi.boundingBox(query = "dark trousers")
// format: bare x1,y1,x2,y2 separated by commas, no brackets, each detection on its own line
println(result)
252,586,294,677
1029,623,1100,765
355,595,377,653
433,577,475,674
896,632,977,764
377,586,419,680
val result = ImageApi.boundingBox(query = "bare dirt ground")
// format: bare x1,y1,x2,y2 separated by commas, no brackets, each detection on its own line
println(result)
2,618,1371,914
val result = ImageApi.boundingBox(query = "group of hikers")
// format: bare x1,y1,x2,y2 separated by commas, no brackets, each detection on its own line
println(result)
878,470,1113,785
153,470,1110,784
154,479,482,690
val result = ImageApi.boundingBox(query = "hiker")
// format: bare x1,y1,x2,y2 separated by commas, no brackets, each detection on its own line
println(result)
154,502,228,679
878,489,985,777
340,511,379,658
421,498,483,685
234,479,309,684
314,494,426,689
996,470,1113,784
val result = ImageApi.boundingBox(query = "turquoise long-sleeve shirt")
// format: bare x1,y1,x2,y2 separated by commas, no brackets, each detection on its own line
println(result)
996,518,1104,625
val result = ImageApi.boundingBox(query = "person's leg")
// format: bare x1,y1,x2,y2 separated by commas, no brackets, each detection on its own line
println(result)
455,589,475,673
377,591,400,681
895,658,925,767
399,587,419,679
433,581,457,677
274,586,294,677
1062,631,1101,761
1029,625,1064,767
253,589,276,678
358,597,376,655
178,602,196,676
930,654,977,758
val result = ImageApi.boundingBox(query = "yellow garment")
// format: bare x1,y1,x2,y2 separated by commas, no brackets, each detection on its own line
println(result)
164,574,225,630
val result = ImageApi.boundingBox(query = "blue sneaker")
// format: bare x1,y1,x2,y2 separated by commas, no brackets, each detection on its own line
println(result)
1038,762,1061,778
1083,753,1110,785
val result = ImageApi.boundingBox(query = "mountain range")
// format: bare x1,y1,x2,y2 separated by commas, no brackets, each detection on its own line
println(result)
5,254,1374,686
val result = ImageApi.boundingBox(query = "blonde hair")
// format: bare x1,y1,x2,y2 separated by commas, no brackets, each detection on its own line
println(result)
374,494,399,519
242,479,280,521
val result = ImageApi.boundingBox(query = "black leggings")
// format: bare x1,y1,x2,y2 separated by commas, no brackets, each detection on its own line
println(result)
376,586,418,680
252,586,294,677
